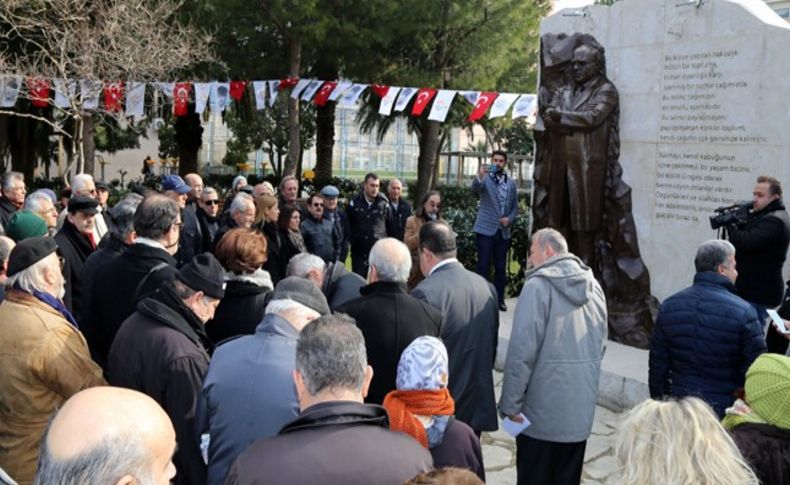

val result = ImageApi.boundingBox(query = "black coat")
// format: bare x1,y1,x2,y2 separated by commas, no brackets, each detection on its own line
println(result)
731,422,790,485
430,417,485,481
176,207,202,267
196,207,219,253
337,281,442,404
260,221,287,285
728,199,790,306
213,218,240,249
225,401,432,485
54,219,96,322
87,242,177,370
80,233,128,355
346,192,390,256
281,229,306,264
0,196,18,233
108,285,212,485
387,198,412,241
206,271,273,345
322,262,366,310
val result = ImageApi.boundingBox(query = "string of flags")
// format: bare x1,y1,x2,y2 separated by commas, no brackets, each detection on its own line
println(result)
0,75,538,124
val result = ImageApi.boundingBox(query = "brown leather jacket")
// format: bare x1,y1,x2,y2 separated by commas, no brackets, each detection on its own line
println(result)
0,289,105,483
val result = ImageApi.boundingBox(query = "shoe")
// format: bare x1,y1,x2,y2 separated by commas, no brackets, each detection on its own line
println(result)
498,302,507,312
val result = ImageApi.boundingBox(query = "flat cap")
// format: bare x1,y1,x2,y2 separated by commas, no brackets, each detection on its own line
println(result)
320,185,340,198
67,195,99,215
7,237,58,276
271,276,330,316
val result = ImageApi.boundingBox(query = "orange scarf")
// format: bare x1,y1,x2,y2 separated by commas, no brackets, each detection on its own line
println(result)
382,388,455,448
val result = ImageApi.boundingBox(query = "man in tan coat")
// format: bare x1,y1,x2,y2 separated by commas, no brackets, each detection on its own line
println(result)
0,238,105,484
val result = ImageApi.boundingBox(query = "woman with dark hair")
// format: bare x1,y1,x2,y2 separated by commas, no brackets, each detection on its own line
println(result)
255,195,286,284
404,190,442,289
278,204,306,264
207,228,273,344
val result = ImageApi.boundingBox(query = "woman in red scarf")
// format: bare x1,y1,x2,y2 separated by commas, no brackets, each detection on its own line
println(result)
383,336,485,480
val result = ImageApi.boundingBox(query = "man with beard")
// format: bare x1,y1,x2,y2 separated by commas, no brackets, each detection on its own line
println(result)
54,196,99,321
0,238,105,483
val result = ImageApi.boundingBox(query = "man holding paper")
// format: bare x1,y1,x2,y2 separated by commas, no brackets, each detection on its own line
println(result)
499,228,607,485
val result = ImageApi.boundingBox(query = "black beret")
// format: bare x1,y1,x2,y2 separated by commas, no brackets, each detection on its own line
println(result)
7,237,58,277
271,276,330,316
67,195,99,215
176,253,226,299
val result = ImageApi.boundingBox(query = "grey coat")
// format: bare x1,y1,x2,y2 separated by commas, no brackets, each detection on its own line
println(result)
499,254,607,443
412,260,499,432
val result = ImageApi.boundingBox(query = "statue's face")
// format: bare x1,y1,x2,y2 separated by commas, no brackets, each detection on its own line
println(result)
572,47,600,84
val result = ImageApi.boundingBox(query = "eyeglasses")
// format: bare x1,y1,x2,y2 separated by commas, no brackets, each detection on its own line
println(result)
312,203,324,208
204,200,220,206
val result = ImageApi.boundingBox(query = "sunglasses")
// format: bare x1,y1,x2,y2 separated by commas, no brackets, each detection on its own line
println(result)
313,203,324,208
204,200,220,206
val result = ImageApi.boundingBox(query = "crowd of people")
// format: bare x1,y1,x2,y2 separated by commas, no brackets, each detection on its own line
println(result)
0,162,789,485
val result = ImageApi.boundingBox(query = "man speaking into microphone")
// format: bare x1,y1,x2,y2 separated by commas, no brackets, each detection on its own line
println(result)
726,175,790,353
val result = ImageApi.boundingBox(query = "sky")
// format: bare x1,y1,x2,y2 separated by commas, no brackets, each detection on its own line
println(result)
552,0,595,13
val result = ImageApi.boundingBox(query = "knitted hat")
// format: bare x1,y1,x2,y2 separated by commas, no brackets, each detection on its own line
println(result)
396,336,449,391
176,253,226,299
271,276,330,316
745,353,790,429
7,237,58,276
6,210,49,242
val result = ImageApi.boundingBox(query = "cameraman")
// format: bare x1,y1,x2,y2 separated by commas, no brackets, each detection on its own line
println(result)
727,175,790,353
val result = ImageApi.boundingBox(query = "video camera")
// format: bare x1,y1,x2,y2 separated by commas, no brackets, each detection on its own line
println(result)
709,201,752,230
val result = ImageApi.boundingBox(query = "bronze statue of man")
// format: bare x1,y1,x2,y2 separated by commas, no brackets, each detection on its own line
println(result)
542,44,618,265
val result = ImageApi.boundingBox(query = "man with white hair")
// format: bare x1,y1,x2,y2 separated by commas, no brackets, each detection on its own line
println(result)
337,238,442,404
0,172,25,233
499,228,607,485
24,190,58,234
58,173,108,239
34,387,177,485
287,253,366,310
0,238,105,483
0,236,14,302
214,192,255,247
196,277,330,485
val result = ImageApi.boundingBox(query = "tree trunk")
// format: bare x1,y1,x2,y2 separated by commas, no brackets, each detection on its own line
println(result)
82,113,96,175
315,100,335,185
9,116,35,181
175,111,203,175
284,39,302,176
415,120,441,207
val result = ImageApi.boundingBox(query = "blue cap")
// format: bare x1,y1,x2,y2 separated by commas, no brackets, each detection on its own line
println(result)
161,174,191,194
320,185,340,198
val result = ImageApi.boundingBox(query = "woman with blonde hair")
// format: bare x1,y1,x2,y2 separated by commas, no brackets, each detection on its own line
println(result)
255,195,286,284
614,397,759,485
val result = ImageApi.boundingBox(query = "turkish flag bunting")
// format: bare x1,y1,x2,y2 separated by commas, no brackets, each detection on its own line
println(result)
411,88,437,116
314,81,337,107
370,84,389,98
279,77,299,89
103,82,124,112
229,81,247,101
28,78,51,108
173,82,191,117
468,91,499,121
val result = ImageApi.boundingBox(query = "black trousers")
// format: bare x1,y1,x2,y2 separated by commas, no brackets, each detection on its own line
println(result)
516,434,586,485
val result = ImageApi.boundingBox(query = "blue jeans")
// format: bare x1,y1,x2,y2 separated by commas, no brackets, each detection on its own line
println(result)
476,231,509,304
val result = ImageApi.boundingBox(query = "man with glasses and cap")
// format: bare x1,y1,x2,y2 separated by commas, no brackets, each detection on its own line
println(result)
163,174,202,266
321,184,350,263
57,173,109,240
55,195,99,322
301,194,341,263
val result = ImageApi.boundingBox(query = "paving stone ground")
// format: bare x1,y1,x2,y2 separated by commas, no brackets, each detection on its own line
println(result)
482,371,622,484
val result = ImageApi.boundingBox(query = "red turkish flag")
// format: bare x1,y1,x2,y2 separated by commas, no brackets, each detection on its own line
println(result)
103,82,124,112
314,81,337,107
229,81,247,101
279,77,299,89
173,82,191,117
370,84,389,98
411,88,437,116
467,91,498,121
27,78,51,108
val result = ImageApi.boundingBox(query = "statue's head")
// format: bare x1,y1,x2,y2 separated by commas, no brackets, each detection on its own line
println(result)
572,44,604,84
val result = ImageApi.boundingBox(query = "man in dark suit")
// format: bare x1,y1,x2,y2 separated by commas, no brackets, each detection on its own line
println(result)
411,220,499,435
54,196,99,321
87,194,180,370
337,238,441,404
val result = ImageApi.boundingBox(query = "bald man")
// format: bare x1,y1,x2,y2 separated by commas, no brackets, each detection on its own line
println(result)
183,173,204,211
34,387,177,485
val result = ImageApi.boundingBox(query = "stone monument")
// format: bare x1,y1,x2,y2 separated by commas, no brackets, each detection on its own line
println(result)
538,0,790,336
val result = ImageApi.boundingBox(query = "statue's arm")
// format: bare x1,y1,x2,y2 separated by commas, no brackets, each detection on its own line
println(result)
553,84,618,130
